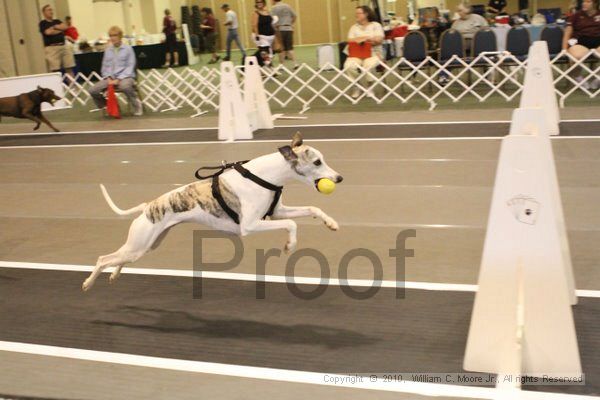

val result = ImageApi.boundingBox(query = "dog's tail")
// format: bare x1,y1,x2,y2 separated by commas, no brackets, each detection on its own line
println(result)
100,184,147,216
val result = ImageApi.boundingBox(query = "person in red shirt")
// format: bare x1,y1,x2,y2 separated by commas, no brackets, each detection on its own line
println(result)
563,0,600,88
162,9,179,67
64,16,78,43
200,7,220,64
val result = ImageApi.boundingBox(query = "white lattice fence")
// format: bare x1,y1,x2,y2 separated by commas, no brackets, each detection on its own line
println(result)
61,49,599,115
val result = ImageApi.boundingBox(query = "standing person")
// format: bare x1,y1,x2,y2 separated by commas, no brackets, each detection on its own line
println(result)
88,26,143,116
252,0,276,69
38,4,75,77
563,0,600,89
221,3,246,62
344,6,384,99
271,0,298,69
487,0,507,16
200,8,220,64
162,9,179,67
64,16,79,43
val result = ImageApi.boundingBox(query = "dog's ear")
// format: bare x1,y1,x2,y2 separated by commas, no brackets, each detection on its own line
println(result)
291,132,303,148
278,146,298,161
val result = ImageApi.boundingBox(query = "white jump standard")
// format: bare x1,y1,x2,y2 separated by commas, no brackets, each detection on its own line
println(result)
82,132,343,291
464,42,581,383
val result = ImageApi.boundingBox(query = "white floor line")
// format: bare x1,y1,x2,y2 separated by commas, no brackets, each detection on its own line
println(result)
1,136,598,150
0,138,498,150
2,260,600,298
0,120,511,137
0,215,485,229
1,118,598,137
0,341,554,400
0,343,594,400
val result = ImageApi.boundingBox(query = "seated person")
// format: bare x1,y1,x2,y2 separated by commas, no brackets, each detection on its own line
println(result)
88,26,142,116
344,6,384,99
563,0,600,89
419,7,448,50
451,3,488,52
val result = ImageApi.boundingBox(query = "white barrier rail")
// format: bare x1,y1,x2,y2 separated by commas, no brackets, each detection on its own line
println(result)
61,49,598,115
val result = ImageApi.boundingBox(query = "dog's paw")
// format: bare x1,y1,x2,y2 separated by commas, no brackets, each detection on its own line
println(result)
82,279,92,292
324,217,339,231
109,272,120,284
33,125,40,131
284,239,297,253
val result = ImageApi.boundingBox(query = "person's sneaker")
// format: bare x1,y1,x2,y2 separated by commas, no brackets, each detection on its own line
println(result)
575,75,591,90
438,75,449,86
161,63,170,68
350,88,360,99
133,99,143,116
173,62,179,67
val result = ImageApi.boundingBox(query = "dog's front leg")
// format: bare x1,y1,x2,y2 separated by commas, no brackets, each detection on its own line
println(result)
272,205,339,231
241,219,298,253
38,115,59,132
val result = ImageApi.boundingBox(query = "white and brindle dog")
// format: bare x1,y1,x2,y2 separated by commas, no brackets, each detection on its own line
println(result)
82,133,343,291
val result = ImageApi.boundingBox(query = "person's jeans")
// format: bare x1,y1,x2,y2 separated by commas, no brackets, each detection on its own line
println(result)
89,77,139,110
226,29,246,58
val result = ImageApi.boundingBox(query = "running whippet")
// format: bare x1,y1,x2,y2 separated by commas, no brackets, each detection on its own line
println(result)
82,132,343,291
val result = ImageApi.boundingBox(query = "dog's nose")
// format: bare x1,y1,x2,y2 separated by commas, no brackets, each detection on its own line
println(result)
335,175,343,183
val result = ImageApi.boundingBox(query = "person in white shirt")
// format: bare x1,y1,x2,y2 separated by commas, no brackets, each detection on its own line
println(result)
344,6,385,99
451,3,488,51
221,3,246,61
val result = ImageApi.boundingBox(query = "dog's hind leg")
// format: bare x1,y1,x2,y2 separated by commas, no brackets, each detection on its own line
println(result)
109,264,125,284
83,244,149,291
108,226,173,285
83,251,125,291
82,215,173,291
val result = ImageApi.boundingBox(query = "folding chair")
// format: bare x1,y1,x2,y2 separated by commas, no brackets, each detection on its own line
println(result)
540,24,564,59
403,30,428,63
505,26,531,62
502,26,531,90
398,30,430,89
439,29,465,61
438,29,465,86
470,27,498,85
471,27,498,59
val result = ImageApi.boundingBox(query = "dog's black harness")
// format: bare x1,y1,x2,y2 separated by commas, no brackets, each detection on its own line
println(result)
194,161,283,224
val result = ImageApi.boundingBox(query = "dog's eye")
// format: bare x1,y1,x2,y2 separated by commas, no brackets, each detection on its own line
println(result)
313,159,322,166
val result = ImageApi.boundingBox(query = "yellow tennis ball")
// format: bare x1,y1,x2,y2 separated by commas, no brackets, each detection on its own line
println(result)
317,178,336,195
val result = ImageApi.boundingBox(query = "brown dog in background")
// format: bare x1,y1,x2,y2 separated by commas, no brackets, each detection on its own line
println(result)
0,86,61,132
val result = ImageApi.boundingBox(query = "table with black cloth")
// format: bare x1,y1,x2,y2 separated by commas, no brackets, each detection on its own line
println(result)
74,41,188,77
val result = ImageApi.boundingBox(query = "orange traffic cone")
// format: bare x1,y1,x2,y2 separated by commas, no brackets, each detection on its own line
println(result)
106,83,121,119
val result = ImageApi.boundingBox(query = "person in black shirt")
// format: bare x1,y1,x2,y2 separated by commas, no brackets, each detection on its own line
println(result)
487,0,507,15
251,0,276,69
38,4,75,76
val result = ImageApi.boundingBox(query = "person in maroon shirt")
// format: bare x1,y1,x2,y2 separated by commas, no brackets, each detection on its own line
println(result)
563,0,600,88
200,7,220,64
162,9,179,67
